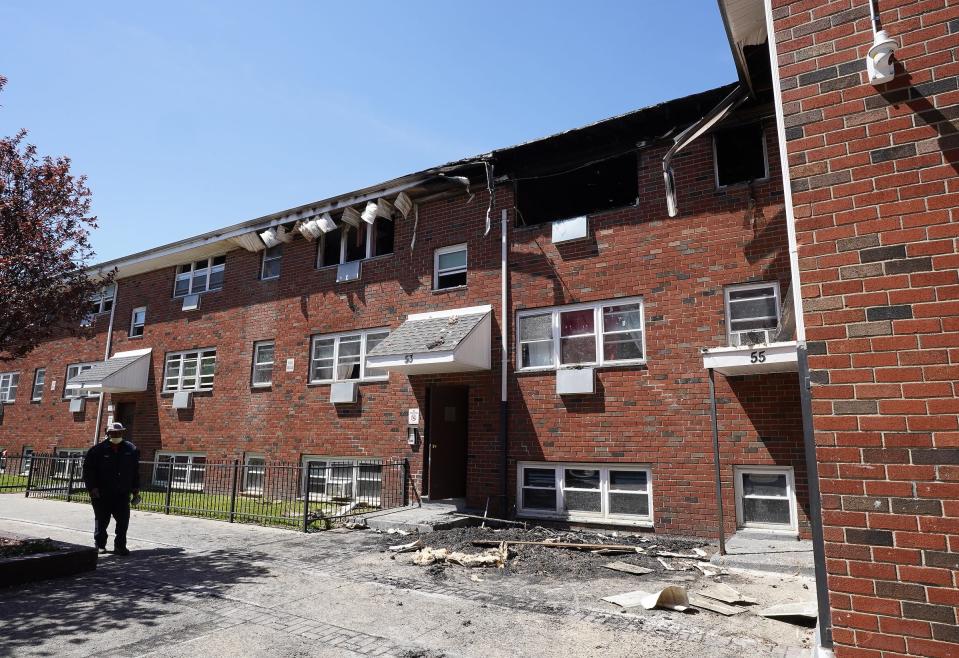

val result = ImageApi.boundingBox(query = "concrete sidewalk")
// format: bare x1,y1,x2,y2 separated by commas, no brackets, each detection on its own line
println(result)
0,497,811,658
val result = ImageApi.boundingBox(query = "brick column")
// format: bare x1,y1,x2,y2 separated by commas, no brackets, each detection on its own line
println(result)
771,1,959,656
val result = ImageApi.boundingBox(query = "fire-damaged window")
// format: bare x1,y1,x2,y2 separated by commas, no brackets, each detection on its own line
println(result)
713,123,768,188
317,221,394,268
515,152,638,226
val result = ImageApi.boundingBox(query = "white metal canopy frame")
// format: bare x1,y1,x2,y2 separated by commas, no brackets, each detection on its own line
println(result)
65,348,153,393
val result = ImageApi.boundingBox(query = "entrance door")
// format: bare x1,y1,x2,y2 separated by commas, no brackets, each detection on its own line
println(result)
114,402,136,442
426,386,468,500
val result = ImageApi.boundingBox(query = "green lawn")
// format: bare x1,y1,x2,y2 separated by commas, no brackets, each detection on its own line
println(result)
6,482,376,530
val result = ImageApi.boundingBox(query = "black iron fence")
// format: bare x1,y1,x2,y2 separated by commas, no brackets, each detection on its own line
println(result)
5,453,412,532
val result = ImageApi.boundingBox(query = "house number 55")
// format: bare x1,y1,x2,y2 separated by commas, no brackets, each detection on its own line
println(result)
750,350,767,363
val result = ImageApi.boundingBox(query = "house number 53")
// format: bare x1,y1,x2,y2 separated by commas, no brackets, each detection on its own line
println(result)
750,350,767,363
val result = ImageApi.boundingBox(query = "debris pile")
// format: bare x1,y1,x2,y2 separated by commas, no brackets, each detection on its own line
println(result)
411,542,508,568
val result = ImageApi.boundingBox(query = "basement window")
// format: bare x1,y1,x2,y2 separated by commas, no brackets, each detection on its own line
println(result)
517,462,653,525
734,466,796,532
713,123,768,188
243,454,265,494
53,449,84,481
302,457,383,504
516,152,638,226
153,452,207,490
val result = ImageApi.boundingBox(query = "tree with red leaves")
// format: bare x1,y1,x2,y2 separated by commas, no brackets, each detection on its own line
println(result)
0,75,111,360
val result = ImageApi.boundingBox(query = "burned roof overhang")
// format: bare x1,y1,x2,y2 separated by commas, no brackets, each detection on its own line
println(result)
488,84,739,180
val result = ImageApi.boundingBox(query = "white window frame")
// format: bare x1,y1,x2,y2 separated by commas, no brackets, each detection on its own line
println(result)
516,297,646,372
251,341,275,388
316,222,394,268
173,256,226,298
724,282,781,345
308,329,390,384
53,449,85,481
153,451,207,491
433,243,468,290
301,455,383,505
31,368,45,401
64,363,98,399
21,448,33,475
712,123,770,190
163,349,217,393
88,285,116,316
243,454,266,494
129,306,146,338
517,462,653,526
0,372,20,403
733,465,798,533
261,245,282,280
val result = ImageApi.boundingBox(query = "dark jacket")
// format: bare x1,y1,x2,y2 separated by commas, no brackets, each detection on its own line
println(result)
83,440,140,495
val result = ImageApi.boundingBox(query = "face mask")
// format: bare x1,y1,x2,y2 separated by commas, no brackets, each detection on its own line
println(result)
108,436,123,444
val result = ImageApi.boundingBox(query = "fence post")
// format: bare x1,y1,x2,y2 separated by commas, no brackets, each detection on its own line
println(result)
66,458,76,502
24,454,35,498
302,463,311,533
403,458,410,507
229,459,239,523
164,464,174,514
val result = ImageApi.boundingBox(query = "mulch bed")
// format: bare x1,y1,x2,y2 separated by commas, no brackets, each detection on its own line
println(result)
0,536,61,559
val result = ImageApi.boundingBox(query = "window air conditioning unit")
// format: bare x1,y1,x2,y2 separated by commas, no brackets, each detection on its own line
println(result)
336,261,361,283
731,329,773,347
551,216,588,244
182,294,200,311
330,381,358,404
69,397,86,413
172,391,193,410
556,367,595,395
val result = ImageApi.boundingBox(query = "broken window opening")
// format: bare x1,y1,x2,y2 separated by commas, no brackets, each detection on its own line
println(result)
515,152,638,226
713,123,768,188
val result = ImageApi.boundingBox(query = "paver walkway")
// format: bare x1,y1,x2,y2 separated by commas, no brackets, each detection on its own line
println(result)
0,497,810,657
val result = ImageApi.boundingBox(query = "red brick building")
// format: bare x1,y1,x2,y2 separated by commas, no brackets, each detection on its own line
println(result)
722,0,958,656
0,82,811,542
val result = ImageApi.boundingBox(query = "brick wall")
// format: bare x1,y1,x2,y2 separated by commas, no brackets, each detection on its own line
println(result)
0,117,808,538
773,0,959,655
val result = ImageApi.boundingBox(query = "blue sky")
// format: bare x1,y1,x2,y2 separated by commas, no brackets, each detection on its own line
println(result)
0,2,735,263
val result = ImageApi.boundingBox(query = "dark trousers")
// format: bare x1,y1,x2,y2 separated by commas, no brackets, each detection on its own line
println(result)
92,493,131,549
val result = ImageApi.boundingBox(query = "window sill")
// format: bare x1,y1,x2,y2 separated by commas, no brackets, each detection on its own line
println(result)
127,335,144,340
432,285,467,294
160,389,213,397
172,289,222,302
316,253,394,272
251,384,273,391
515,362,648,375
307,378,389,387
518,510,654,528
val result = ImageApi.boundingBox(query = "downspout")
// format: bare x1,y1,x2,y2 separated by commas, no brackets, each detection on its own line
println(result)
499,207,510,516
92,282,118,446
762,0,833,648
663,85,748,217
708,368,726,556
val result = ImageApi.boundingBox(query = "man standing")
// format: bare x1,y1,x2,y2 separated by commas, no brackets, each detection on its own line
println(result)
83,422,141,555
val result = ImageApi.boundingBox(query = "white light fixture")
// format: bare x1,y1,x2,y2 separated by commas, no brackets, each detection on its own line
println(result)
394,192,413,218
340,207,362,227
867,29,898,84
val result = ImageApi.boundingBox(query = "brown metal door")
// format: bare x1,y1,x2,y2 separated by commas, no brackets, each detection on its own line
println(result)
427,386,468,500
